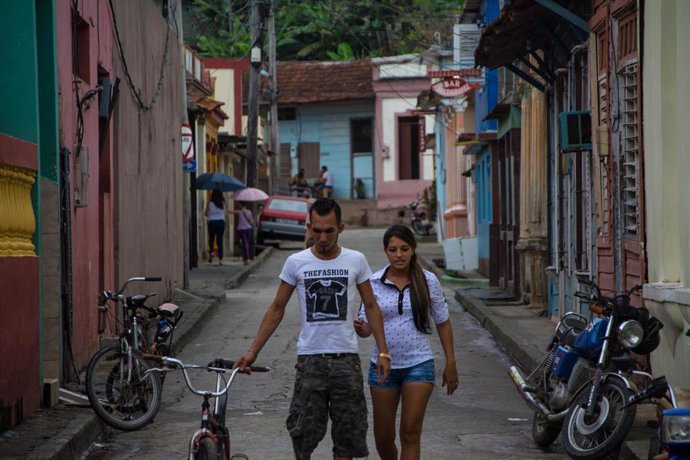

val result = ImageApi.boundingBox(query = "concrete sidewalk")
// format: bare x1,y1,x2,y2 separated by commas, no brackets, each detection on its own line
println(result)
0,247,274,460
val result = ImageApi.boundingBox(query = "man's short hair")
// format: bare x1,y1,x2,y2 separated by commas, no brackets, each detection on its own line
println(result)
310,198,341,225
321,165,328,171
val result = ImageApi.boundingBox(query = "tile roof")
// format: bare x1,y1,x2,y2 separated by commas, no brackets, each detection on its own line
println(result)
277,60,374,104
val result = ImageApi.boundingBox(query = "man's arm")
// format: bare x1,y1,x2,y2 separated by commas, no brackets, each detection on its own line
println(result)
235,281,295,370
357,280,391,383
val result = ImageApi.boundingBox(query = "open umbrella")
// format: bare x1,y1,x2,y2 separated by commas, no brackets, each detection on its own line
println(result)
195,172,246,192
233,187,269,202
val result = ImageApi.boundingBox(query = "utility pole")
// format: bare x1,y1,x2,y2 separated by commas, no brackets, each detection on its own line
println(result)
175,0,190,289
246,0,264,188
227,0,233,34
268,0,279,194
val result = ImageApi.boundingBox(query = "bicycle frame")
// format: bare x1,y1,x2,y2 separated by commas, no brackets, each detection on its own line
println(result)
146,357,268,460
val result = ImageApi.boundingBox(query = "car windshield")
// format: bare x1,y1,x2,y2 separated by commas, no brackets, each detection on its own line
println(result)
268,199,307,213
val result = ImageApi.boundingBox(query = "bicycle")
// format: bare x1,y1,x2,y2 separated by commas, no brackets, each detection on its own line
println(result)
85,276,183,431
147,356,269,460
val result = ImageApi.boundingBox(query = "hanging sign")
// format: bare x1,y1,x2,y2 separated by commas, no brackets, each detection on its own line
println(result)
431,78,480,99
182,124,194,162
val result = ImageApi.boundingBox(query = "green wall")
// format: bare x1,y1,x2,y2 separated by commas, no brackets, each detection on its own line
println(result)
0,1,39,144
36,0,59,183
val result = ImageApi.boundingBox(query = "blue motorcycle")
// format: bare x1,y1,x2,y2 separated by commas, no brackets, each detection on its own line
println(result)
510,281,663,459
629,344,690,460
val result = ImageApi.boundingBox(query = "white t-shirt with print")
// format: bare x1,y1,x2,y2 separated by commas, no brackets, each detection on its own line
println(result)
280,247,372,355
360,266,449,368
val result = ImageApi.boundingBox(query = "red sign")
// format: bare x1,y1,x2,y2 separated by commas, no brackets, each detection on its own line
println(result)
431,78,480,98
182,125,194,162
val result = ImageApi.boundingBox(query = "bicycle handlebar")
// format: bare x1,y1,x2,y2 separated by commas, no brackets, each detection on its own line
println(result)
114,276,162,296
145,356,269,397
211,358,270,373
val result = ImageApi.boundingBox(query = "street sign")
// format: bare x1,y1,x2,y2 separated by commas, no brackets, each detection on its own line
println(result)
183,160,196,173
431,78,481,99
182,124,194,162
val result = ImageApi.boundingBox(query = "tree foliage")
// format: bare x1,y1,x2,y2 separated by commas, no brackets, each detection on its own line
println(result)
188,0,463,60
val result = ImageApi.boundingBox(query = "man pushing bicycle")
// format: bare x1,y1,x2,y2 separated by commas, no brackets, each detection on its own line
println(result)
234,198,390,460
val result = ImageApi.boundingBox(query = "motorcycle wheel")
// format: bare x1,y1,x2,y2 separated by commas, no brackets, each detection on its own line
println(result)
531,411,562,447
412,221,426,236
562,379,637,459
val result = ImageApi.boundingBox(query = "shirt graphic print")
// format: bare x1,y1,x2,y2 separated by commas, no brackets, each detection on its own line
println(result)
305,277,348,322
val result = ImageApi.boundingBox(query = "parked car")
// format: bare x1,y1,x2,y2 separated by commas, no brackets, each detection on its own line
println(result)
257,195,310,244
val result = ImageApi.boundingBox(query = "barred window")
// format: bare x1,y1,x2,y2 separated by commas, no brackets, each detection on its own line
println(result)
620,62,639,236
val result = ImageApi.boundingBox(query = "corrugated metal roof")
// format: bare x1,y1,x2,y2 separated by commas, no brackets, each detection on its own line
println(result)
475,0,589,70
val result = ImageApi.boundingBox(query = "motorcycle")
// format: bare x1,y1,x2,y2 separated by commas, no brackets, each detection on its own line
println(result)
509,280,663,459
409,200,433,235
628,339,690,460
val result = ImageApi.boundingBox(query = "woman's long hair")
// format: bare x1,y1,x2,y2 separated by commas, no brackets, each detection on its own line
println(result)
383,225,431,334
210,189,224,209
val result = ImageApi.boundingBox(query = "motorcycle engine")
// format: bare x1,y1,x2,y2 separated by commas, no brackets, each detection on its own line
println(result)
548,381,572,410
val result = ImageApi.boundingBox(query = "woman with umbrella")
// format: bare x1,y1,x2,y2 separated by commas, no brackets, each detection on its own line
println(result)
234,202,254,265
205,189,226,265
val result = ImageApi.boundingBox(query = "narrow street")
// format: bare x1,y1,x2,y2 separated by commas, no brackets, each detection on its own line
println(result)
84,228,566,459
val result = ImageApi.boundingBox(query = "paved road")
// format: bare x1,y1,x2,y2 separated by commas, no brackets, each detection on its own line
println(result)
84,228,567,459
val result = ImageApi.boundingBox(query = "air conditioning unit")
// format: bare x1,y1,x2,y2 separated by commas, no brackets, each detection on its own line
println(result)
559,111,592,152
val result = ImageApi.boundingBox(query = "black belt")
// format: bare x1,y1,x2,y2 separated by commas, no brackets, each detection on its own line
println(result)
300,353,358,358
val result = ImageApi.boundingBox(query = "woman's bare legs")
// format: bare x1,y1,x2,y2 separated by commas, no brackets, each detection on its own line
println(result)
399,382,433,460
370,387,401,460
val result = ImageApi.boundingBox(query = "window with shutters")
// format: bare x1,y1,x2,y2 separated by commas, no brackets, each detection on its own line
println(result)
620,62,639,236
616,10,639,237
596,30,608,125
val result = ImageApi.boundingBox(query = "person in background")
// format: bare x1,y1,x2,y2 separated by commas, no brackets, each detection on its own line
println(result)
234,201,253,265
355,224,459,460
234,198,391,460
290,168,309,197
314,165,334,197
205,189,226,266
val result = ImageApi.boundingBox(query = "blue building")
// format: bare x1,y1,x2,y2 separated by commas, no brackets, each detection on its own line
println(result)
274,61,376,200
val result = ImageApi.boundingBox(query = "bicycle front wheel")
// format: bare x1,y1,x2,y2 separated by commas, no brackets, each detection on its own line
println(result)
86,344,161,431
196,437,218,460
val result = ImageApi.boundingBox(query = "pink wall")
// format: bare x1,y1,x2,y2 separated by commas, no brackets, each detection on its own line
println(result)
0,259,40,423
373,77,432,208
56,0,114,368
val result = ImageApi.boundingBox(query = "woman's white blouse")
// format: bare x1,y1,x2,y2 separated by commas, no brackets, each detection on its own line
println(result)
360,266,449,369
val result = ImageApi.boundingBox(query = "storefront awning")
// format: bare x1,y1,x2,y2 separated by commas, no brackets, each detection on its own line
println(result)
475,0,589,90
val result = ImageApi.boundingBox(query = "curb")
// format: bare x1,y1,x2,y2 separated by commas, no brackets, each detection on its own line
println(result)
172,246,274,354
26,409,103,460
454,289,540,372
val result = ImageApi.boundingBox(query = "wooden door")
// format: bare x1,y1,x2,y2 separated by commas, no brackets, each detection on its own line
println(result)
298,142,321,182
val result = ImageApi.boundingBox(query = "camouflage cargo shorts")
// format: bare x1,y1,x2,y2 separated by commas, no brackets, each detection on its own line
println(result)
286,354,368,459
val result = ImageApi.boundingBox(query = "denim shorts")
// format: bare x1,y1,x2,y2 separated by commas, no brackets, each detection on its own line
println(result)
368,359,435,390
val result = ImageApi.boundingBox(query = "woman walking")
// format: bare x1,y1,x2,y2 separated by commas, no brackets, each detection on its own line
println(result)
355,224,459,460
235,202,253,264
205,189,226,266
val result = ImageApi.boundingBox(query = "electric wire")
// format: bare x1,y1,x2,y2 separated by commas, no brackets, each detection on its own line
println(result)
108,0,172,111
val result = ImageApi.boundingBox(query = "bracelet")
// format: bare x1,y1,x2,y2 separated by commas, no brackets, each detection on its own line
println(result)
378,352,392,360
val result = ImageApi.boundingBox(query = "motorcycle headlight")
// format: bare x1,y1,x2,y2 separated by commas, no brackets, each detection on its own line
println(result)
617,320,644,349
662,409,690,443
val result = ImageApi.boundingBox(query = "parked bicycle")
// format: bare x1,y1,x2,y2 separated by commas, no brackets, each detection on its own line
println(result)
85,276,182,431
147,356,269,459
